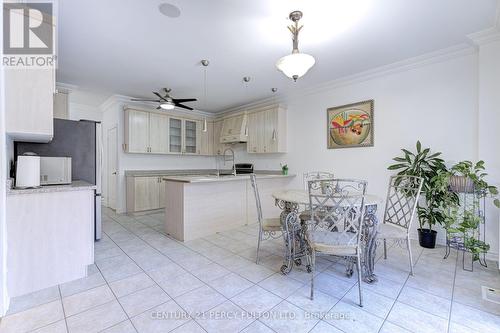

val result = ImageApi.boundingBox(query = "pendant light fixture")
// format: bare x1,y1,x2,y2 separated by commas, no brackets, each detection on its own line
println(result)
201,59,209,132
276,11,315,82
243,76,251,137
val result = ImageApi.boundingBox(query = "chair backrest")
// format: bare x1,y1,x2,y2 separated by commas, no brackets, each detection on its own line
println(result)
383,175,423,231
303,171,335,191
249,174,263,225
307,178,367,248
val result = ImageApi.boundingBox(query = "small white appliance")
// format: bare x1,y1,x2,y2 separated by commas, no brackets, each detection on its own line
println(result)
40,157,72,185
16,154,41,188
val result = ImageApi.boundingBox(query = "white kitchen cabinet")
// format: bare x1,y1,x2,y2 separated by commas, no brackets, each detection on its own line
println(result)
149,112,169,154
184,119,200,154
53,90,69,119
126,176,165,212
200,121,214,155
168,117,202,155
124,109,168,154
247,106,287,153
168,117,183,153
220,113,248,143
213,119,227,155
5,68,55,142
125,109,149,153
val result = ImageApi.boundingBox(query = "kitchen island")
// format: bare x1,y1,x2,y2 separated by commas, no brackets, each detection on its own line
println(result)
162,173,295,241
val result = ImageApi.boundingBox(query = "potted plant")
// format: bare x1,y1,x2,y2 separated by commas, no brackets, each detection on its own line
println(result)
450,160,500,208
280,163,288,176
388,141,458,248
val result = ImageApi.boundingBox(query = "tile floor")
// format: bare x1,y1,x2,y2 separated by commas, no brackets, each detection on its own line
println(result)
1,208,499,333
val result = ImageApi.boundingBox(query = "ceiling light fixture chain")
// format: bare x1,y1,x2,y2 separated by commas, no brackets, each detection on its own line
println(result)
201,59,209,132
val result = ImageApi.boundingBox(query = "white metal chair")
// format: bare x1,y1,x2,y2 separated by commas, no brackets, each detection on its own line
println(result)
250,174,283,264
378,176,423,275
305,178,367,307
303,171,335,190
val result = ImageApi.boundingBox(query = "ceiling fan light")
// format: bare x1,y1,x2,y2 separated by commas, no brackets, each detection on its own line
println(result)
160,102,175,110
276,52,315,81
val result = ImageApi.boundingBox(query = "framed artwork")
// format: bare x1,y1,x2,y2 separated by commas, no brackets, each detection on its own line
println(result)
327,99,374,149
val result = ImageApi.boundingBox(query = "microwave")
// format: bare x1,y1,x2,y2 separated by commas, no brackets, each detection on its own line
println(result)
40,157,72,185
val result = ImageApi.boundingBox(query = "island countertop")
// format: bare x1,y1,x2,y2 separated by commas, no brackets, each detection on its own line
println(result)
161,173,296,183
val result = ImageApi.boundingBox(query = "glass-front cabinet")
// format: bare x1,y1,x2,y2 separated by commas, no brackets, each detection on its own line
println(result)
169,117,182,153
168,117,200,154
184,120,198,154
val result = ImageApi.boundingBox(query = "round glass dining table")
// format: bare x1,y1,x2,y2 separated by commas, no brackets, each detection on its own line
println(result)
272,189,382,283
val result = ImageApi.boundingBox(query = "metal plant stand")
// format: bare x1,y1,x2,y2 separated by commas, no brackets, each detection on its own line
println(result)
444,185,487,272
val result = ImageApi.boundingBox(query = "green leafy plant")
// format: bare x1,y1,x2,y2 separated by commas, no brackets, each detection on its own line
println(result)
450,160,500,208
443,160,498,262
388,141,458,230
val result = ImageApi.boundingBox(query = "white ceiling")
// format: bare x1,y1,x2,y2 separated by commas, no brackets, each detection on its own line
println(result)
57,0,498,112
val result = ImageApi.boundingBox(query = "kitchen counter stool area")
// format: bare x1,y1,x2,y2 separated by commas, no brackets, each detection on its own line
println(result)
1,208,499,333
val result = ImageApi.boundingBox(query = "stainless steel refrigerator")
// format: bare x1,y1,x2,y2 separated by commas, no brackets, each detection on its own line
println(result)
16,119,103,240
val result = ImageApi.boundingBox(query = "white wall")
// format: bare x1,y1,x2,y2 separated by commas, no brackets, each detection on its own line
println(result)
477,39,500,263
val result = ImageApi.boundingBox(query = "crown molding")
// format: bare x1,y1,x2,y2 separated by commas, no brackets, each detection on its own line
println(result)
219,43,476,115
98,94,214,118
55,82,78,93
468,26,500,46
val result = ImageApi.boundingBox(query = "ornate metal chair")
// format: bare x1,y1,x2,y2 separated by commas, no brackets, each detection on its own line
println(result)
250,174,283,264
305,178,367,307
378,176,423,275
300,172,335,222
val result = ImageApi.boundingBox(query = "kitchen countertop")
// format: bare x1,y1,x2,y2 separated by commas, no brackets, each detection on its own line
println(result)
162,173,296,183
7,180,96,195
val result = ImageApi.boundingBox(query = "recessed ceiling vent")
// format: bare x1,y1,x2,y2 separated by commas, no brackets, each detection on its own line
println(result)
158,3,181,18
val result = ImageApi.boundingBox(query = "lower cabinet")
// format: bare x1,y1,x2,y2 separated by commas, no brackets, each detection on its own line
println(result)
126,176,166,212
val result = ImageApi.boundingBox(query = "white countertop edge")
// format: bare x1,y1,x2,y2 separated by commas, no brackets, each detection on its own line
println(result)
7,180,96,195
162,174,296,183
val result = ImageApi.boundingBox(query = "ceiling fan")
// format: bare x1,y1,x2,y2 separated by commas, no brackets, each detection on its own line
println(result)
131,88,197,110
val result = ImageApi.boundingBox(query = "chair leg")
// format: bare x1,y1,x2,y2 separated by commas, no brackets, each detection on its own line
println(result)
356,254,363,307
407,236,414,276
383,238,387,259
256,229,262,264
310,249,316,300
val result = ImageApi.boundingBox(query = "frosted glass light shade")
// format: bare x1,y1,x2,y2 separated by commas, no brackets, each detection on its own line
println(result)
160,102,175,110
276,52,315,81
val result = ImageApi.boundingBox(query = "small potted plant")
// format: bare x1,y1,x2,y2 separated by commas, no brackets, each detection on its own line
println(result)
280,163,288,176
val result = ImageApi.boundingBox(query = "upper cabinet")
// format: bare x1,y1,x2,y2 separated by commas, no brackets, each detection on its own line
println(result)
124,108,210,155
247,105,287,153
5,67,55,142
123,104,286,156
5,8,56,142
124,108,168,154
53,90,69,120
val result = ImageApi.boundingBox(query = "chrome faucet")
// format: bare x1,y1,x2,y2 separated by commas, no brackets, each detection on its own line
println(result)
215,148,236,176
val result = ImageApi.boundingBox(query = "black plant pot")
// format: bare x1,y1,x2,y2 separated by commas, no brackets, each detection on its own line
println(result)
418,228,437,248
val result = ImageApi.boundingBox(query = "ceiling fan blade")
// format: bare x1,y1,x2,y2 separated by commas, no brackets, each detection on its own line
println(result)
175,103,193,111
153,91,167,101
156,106,162,110
131,98,161,102
172,98,197,103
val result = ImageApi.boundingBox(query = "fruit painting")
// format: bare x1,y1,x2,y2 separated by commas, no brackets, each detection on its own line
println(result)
327,100,374,149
